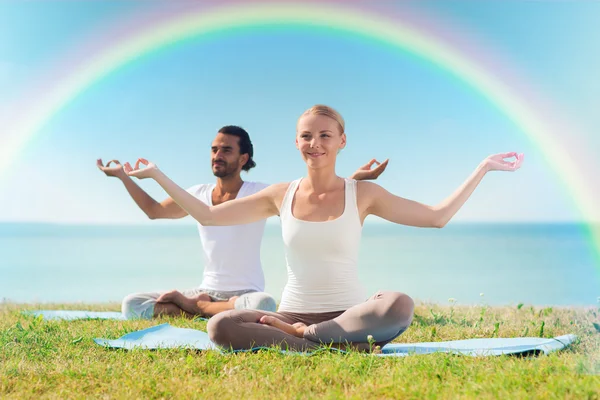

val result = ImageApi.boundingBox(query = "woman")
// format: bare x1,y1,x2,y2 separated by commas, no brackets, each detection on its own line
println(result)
125,105,523,351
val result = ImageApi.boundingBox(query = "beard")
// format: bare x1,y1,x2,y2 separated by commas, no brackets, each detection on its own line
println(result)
212,160,238,178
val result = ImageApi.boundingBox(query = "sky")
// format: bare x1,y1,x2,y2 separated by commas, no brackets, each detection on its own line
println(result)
0,1,599,224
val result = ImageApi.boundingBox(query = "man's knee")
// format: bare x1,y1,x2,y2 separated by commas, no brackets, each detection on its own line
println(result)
121,293,155,320
234,292,277,312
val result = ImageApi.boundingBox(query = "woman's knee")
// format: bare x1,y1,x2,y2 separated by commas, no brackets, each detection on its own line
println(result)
207,309,261,346
384,292,415,323
370,292,414,344
207,310,236,345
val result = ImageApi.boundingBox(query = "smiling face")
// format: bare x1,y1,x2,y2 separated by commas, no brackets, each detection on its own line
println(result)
296,113,346,170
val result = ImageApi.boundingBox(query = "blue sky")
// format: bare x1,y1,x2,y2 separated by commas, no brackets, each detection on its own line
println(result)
0,1,598,224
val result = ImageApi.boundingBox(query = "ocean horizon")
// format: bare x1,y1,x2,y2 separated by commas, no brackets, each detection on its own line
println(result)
1,222,598,307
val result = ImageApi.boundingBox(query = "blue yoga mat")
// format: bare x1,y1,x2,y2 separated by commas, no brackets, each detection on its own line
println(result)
379,336,576,357
93,323,576,356
23,310,209,322
95,323,217,350
24,310,126,321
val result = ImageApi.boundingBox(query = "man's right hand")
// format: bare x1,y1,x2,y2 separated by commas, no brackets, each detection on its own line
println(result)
96,158,187,220
97,159,127,179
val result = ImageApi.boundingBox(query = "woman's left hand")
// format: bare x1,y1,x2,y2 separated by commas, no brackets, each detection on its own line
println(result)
483,152,524,172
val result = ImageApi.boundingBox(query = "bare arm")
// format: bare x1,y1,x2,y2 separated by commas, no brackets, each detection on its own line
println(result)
362,153,523,228
124,159,282,226
97,159,187,219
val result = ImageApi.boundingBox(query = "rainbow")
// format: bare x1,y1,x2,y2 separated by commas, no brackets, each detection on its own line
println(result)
2,2,599,268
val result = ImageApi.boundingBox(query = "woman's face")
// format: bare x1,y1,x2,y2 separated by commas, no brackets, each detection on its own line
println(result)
296,114,346,169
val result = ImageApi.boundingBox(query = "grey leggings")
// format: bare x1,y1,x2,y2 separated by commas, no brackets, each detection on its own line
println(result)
207,291,414,352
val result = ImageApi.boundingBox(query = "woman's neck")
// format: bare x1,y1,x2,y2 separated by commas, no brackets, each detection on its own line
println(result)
304,165,341,193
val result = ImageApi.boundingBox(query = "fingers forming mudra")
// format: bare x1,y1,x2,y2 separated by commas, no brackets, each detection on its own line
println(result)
124,158,157,179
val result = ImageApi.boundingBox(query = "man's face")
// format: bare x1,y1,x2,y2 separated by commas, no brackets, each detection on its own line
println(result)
211,133,244,178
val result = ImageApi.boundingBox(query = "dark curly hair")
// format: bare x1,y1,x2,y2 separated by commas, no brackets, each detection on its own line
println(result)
218,125,256,171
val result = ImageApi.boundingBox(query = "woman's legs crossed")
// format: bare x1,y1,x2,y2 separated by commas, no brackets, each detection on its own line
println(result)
303,291,414,347
208,292,414,352
208,310,322,351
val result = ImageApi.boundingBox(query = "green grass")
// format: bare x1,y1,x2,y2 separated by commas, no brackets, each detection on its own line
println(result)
1,302,599,399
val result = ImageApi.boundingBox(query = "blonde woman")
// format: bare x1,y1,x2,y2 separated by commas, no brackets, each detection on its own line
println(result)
125,105,523,351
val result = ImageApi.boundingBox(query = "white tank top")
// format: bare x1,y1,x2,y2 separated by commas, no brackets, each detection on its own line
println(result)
278,178,366,313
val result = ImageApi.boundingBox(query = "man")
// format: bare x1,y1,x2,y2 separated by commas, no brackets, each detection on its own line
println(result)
98,125,387,319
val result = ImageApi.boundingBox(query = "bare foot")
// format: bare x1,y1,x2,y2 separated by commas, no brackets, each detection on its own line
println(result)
157,291,212,316
177,293,211,315
156,290,184,304
259,315,307,338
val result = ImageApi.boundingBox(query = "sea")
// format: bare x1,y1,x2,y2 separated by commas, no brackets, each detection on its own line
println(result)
0,222,598,306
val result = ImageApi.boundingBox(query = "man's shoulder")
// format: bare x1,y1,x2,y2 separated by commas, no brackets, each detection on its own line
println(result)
186,183,214,197
243,181,270,194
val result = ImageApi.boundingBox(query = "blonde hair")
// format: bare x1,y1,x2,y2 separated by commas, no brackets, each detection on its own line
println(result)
299,104,345,134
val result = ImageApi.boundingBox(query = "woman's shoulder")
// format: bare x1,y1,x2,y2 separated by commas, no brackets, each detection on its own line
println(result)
355,180,389,203
355,180,383,193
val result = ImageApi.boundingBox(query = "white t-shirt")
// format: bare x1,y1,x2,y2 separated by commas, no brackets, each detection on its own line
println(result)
186,181,269,292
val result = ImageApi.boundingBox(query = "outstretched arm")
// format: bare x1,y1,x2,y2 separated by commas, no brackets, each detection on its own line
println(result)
363,153,523,228
124,159,282,226
97,159,187,219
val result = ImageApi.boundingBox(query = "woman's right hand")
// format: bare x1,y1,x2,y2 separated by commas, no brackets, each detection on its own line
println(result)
124,158,160,180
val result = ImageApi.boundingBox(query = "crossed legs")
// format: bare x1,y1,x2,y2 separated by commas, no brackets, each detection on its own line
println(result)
208,291,414,352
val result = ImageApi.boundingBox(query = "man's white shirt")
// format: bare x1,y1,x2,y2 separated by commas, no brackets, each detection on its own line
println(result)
186,181,269,291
